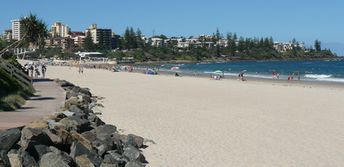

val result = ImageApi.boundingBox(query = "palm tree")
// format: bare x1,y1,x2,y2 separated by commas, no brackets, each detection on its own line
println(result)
0,13,48,58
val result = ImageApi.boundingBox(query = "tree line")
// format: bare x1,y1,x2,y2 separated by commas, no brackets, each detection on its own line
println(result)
0,13,336,61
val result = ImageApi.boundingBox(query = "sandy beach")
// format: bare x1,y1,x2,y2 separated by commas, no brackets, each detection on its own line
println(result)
46,66,344,167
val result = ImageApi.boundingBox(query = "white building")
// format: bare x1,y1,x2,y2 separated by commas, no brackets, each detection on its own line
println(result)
11,19,22,41
273,42,305,52
151,38,164,47
51,22,71,38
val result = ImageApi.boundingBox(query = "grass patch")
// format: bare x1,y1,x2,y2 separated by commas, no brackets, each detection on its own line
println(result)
0,94,26,111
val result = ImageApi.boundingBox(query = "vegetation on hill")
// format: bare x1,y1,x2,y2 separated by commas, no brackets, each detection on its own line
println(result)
0,13,337,62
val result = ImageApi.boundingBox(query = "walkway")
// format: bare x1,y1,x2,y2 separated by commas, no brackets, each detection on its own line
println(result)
0,79,66,130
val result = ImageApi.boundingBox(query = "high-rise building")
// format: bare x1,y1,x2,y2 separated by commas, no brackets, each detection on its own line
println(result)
85,24,112,49
50,22,71,38
11,19,22,40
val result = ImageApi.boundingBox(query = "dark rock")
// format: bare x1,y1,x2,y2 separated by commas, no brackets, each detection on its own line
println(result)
92,138,114,156
25,141,50,161
58,80,74,88
94,125,117,141
82,95,92,105
79,87,92,97
105,151,129,166
88,114,105,127
59,116,91,133
0,150,10,166
70,141,102,166
123,146,146,163
121,134,144,148
125,160,145,167
0,128,21,152
20,128,53,150
34,144,50,160
100,163,118,167
21,150,38,167
39,146,74,167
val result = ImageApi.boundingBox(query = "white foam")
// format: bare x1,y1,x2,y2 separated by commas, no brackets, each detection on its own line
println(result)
304,74,332,79
316,78,344,83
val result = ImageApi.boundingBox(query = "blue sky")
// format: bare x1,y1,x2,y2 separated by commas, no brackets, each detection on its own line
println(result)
1,0,344,55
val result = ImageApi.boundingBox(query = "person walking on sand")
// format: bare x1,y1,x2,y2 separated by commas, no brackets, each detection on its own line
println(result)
42,63,47,78
78,64,84,74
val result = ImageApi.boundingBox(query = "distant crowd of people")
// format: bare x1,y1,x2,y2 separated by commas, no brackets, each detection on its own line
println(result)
23,62,47,79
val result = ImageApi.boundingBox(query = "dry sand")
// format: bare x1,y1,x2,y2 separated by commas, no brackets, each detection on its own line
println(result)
47,66,344,167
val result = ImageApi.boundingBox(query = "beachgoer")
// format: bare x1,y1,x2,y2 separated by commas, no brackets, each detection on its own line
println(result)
175,72,180,77
42,64,47,78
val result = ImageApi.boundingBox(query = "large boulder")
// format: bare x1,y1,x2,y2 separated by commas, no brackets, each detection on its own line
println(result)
43,129,63,145
24,120,48,129
21,150,38,167
120,134,144,149
0,128,21,152
47,120,65,130
71,131,93,151
20,128,53,150
105,151,129,166
70,141,102,166
125,160,145,167
75,154,95,167
59,116,91,133
7,149,22,167
100,163,118,167
88,114,105,128
52,126,74,145
122,146,146,163
22,141,50,161
94,125,117,141
81,131,97,143
92,138,114,156
0,150,10,166
39,146,74,167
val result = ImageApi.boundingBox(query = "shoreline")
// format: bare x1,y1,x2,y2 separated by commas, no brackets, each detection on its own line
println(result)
129,67,344,89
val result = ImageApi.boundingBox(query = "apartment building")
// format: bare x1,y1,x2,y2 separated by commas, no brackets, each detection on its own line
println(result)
11,19,22,40
86,24,112,49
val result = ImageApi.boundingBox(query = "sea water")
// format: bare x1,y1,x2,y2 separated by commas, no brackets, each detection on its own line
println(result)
159,60,344,83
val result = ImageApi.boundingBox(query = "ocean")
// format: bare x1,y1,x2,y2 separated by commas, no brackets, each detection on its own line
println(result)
157,60,344,83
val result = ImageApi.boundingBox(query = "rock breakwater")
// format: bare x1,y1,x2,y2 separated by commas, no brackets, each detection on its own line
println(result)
0,80,147,167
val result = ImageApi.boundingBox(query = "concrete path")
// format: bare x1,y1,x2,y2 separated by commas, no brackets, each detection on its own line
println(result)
0,79,66,130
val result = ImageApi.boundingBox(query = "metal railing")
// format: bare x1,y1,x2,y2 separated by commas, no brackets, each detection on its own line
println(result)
0,59,32,87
